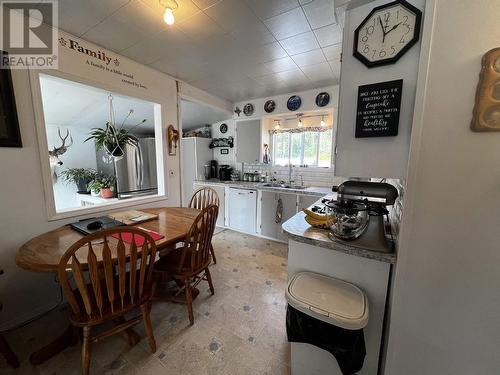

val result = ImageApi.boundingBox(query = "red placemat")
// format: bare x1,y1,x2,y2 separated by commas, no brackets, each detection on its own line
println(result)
112,230,164,246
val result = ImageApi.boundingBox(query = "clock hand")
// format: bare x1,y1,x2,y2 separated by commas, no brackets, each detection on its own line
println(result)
378,16,387,43
386,22,402,35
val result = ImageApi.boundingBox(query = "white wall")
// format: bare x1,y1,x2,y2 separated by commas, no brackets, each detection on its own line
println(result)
211,119,236,167
335,0,425,179
385,1,500,374
0,26,228,329
234,85,338,120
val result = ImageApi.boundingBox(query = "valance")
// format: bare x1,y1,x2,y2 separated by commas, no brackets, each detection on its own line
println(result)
270,126,332,135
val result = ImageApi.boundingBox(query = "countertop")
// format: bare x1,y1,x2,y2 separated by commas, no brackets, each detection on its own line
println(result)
282,211,397,264
194,180,331,196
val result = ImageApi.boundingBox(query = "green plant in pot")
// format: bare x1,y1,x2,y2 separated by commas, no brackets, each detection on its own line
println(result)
88,173,117,199
84,95,146,159
60,168,96,194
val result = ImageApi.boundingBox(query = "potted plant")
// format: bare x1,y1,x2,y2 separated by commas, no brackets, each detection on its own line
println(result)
88,173,117,199
85,122,141,158
60,168,96,194
84,97,147,159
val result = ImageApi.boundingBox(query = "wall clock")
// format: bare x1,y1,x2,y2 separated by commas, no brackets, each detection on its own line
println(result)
287,95,302,111
353,0,422,68
315,92,330,107
219,123,228,134
243,103,254,116
264,100,276,113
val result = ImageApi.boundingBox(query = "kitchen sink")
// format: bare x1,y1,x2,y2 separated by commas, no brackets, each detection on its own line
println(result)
263,183,307,190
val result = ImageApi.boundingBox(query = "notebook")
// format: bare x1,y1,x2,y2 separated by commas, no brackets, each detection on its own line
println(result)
70,216,125,235
111,229,164,246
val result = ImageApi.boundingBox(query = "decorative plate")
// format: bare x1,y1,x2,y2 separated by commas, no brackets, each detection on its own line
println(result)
315,92,330,107
264,100,276,113
219,123,228,134
243,103,254,116
287,95,302,111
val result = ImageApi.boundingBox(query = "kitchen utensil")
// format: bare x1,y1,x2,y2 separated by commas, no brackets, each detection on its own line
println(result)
326,200,369,240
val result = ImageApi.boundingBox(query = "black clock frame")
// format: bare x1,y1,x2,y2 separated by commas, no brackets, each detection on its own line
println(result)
353,0,422,68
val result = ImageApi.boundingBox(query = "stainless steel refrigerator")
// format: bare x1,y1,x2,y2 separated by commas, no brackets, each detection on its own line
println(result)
96,137,158,199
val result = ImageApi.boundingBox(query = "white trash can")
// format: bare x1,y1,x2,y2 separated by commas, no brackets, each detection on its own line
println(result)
286,272,369,375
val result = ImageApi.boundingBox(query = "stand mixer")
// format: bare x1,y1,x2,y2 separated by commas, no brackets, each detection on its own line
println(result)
326,181,399,240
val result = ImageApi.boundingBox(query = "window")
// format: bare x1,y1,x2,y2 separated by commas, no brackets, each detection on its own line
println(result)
272,128,333,167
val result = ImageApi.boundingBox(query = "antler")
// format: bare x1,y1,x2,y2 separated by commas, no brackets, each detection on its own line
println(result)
49,128,73,157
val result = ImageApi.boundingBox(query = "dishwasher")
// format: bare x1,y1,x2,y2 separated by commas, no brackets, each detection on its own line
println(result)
229,188,257,234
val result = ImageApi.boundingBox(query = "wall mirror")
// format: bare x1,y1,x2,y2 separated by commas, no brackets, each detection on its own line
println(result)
36,73,164,216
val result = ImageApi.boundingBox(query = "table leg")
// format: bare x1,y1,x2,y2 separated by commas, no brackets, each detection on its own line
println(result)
29,325,79,365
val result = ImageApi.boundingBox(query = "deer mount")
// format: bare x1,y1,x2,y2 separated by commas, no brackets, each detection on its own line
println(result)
48,128,73,166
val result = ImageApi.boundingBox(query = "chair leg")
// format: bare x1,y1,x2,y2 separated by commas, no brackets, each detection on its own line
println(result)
210,243,217,264
82,326,91,375
205,268,215,295
141,303,157,353
184,279,194,326
0,333,19,368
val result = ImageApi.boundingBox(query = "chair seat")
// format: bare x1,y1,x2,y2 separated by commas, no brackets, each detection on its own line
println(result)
69,272,152,327
155,249,210,278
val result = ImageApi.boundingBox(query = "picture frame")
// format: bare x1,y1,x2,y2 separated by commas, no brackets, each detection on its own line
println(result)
220,148,229,155
0,51,22,147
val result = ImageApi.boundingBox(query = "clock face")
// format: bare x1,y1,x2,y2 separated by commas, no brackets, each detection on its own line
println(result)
354,0,422,67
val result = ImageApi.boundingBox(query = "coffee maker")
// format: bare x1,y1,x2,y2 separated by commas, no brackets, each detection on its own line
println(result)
326,181,398,240
209,160,218,179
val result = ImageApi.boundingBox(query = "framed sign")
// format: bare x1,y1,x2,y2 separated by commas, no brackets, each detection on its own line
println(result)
355,79,403,138
220,148,229,155
0,51,22,147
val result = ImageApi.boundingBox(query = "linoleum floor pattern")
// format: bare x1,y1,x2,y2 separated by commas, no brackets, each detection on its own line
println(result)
0,230,290,374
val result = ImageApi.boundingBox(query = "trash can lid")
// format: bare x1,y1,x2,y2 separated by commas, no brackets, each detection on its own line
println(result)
286,272,369,330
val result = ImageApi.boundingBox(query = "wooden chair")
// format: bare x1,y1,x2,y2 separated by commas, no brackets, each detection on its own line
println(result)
58,227,158,375
155,205,218,325
188,187,220,264
0,269,19,368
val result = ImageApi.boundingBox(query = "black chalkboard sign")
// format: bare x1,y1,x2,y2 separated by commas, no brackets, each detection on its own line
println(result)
355,79,403,138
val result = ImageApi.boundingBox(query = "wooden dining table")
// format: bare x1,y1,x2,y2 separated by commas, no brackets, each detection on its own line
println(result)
15,207,200,365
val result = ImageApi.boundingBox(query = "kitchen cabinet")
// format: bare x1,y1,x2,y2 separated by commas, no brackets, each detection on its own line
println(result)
193,183,226,227
236,119,261,163
298,194,320,211
229,188,257,233
260,191,298,242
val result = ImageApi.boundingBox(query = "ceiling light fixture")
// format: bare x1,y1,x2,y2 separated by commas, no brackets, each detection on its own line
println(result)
160,0,178,25
297,114,303,128
320,116,326,127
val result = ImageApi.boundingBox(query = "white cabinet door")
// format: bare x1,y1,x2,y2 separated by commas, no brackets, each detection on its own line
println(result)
236,119,261,163
298,194,320,211
192,183,226,227
278,193,298,242
260,191,280,239
211,185,226,227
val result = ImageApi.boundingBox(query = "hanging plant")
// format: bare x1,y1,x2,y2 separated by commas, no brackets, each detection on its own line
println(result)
84,95,146,159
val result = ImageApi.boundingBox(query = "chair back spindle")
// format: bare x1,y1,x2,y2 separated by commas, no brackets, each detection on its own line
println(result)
177,205,218,274
188,187,220,210
58,227,157,322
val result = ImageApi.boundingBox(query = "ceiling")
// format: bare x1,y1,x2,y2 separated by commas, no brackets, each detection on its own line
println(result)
181,99,231,130
39,74,156,133
48,0,345,102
